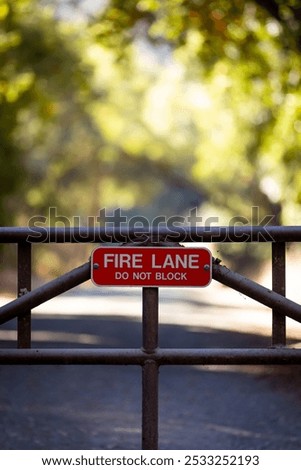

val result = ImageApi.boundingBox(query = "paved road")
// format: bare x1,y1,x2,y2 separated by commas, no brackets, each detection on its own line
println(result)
1,284,301,450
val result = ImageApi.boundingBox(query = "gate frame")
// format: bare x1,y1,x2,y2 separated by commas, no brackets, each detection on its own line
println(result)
1,225,301,450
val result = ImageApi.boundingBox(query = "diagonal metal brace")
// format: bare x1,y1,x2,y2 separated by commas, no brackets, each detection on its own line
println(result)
0,262,91,325
1,256,301,326
212,259,301,324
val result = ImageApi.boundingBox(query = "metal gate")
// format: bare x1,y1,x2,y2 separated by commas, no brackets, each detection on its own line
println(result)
1,225,301,449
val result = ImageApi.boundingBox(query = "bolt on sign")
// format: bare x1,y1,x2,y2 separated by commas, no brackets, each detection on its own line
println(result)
91,247,212,287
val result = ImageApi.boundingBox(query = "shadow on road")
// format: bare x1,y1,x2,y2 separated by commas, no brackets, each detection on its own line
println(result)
1,311,301,450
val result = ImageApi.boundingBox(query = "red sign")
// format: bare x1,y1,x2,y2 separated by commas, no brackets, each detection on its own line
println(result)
91,247,212,287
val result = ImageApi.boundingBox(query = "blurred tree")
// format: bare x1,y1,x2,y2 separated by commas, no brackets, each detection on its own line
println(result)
0,0,100,224
0,0,176,227
3,0,301,229
1,0,301,276
90,0,301,228
256,0,301,50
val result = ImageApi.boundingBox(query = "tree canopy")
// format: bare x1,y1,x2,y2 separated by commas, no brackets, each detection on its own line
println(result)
0,0,96,223
91,0,301,226
1,0,301,235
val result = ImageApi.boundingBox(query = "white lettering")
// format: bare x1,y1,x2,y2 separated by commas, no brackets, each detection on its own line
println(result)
104,253,115,268
119,253,131,268
162,254,174,269
155,272,187,281
188,254,199,269
115,272,129,280
174,254,187,268
104,253,143,269
133,254,143,268
152,254,161,268
152,253,200,269
133,271,151,280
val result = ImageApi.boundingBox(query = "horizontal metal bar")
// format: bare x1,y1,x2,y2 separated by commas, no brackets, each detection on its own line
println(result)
212,262,301,325
1,226,301,243
0,262,90,325
0,348,300,365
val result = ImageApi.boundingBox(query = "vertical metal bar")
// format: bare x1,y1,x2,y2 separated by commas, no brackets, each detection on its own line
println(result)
17,242,32,348
142,287,159,450
143,287,158,352
272,242,286,345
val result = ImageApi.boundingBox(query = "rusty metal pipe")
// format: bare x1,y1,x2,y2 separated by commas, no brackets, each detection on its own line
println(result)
0,262,90,325
272,242,286,345
212,262,301,324
0,348,301,365
142,287,159,450
1,226,301,243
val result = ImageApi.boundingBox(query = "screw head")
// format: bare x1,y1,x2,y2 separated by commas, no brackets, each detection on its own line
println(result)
93,263,100,270
203,264,210,271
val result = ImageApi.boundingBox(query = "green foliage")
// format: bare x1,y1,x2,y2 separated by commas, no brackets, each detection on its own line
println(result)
1,0,301,247
92,0,301,227
0,0,94,224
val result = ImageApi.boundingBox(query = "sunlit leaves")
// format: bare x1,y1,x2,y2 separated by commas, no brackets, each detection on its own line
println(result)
2,0,301,235
92,0,301,225
0,0,95,224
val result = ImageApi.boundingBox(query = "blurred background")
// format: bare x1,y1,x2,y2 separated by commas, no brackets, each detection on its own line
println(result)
2,1,301,450
1,0,301,285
